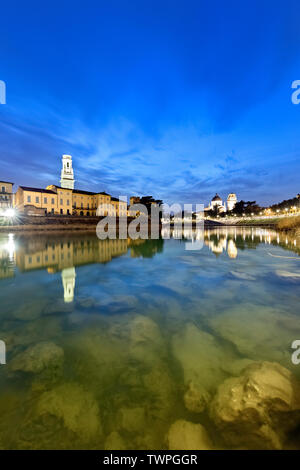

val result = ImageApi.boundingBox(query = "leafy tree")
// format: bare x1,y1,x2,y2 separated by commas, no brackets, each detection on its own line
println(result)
139,196,164,220
232,200,262,216
270,195,300,212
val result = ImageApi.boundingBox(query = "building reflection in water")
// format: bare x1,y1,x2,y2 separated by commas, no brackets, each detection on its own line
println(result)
162,226,299,259
0,234,165,303
0,228,298,302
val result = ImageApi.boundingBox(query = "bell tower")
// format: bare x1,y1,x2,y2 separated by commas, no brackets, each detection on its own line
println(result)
60,154,75,189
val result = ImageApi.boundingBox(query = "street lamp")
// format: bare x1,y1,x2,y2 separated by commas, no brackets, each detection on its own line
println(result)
4,209,15,218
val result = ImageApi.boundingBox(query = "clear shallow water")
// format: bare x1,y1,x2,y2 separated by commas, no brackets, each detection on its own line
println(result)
0,227,299,450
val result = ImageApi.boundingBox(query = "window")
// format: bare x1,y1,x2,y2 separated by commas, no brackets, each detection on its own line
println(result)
36,196,39,203
51,198,55,204
27,196,31,203
1,186,5,193
44,197,47,204
67,200,70,206
60,199,63,205
60,209,63,214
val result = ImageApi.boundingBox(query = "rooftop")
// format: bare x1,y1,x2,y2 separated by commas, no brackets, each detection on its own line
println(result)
73,189,98,196
51,186,111,196
19,186,56,194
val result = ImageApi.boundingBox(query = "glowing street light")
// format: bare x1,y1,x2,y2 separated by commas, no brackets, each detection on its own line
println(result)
4,209,15,218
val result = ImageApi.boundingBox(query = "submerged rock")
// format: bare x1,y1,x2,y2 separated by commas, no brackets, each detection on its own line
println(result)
184,381,211,413
10,341,64,375
105,432,127,450
210,361,300,449
129,315,161,344
143,364,177,420
128,315,166,366
166,420,213,450
209,304,297,366
12,299,48,321
119,406,146,433
172,323,237,404
36,382,102,441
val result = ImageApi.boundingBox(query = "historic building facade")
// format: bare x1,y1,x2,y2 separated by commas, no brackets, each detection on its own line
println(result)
227,193,238,211
14,155,127,217
0,181,14,215
205,193,238,214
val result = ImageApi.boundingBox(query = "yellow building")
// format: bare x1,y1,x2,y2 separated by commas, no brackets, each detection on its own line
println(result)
15,186,59,215
14,184,128,217
110,197,127,217
13,155,129,217
0,181,14,215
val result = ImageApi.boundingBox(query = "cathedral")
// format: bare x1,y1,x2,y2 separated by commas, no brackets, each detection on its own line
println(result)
206,193,237,213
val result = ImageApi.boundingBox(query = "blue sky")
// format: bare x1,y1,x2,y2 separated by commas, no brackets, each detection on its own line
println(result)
0,0,300,206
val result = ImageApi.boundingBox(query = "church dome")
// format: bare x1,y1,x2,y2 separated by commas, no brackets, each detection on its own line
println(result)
212,194,222,201
227,193,237,201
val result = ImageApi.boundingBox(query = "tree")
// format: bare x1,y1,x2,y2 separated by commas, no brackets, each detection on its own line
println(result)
139,196,164,220
270,194,300,212
232,200,262,216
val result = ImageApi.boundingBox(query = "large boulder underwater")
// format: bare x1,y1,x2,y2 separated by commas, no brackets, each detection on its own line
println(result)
210,361,300,449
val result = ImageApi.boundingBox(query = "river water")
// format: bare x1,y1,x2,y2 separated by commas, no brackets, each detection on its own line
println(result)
0,227,299,449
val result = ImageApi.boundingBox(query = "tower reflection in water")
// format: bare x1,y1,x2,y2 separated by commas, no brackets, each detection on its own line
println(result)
0,234,164,302
61,267,76,303
0,228,298,302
